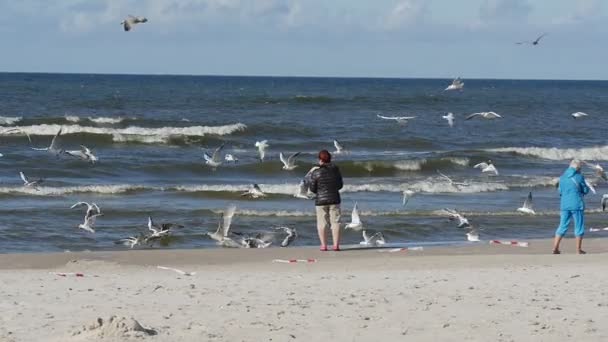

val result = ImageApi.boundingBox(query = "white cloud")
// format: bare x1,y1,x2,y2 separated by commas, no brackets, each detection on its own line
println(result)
383,0,429,30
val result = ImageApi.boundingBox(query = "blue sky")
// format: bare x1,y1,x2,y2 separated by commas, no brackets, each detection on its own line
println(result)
0,0,606,79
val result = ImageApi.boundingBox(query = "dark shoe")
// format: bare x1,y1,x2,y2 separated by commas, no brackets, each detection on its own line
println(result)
552,250,561,254
577,250,587,255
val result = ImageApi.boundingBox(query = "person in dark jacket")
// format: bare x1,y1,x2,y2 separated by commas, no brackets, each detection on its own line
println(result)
309,150,343,251
553,159,590,254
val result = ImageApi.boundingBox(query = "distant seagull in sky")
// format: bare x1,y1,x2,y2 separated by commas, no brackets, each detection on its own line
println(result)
444,77,464,91
517,192,536,215
65,145,98,163
204,143,224,167
255,140,269,161
121,15,148,32
474,160,499,176
20,171,43,190
465,112,502,120
571,112,588,119
516,33,547,46
442,113,455,127
377,114,416,125
280,152,301,170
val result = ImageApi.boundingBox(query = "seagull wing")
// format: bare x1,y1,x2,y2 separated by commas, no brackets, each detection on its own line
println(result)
465,113,481,120
351,202,361,225
203,152,213,163
334,140,343,152
19,172,28,184
279,152,288,167
212,144,224,162
474,162,489,169
49,128,62,150
535,33,547,43
287,152,300,165
377,114,392,120
70,201,89,209
222,204,237,236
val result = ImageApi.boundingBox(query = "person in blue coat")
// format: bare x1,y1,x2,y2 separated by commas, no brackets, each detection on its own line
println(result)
552,159,590,254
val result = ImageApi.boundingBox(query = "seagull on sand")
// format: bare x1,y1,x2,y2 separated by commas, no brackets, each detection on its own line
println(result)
121,15,148,31
333,140,346,154
360,230,386,247
443,208,471,229
65,145,98,163
402,190,416,207
442,113,455,127
203,144,225,167
583,161,607,181
241,184,266,198
20,172,43,190
465,112,502,120
255,140,269,161
516,33,547,46
474,160,499,176
275,226,297,247
377,114,416,125
71,202,102,233
205,204,240,247
444,77,464,91
345,202,363,230
31,128,64,156
572,112,588,119
224,154,238,163
280,152,301,170
517,192,536,215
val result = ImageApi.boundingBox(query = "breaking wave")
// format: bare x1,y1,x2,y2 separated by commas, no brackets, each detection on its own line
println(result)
488,146,608,161
0,116,22,125
88,117,125,124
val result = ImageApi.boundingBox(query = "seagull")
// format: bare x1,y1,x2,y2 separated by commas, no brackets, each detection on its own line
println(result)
360,230,386,247
601,194,608,211
225,154,238,163
237,233,273,248
465,112,502,120
31,128,63,156
517,192,536,215
157,266,196,276
241,184,266,198
516,33,547,46
275,226,297,247
436,170,469,187
20,172,44,190
443,208,471,229
442,113,455,127
116,234,145,248
466,227,480,242
333,140,345,154
402,190,416,207
377,114,415,125
121,15,148,32
71,202,102,233
571,112,588,119
586,180,597,195
474,160,499,176
345,202,363,230
294,180,313,199
444,77,464,91
147,216,182,239
65,145,98,163
205,204,237,245
255,140,269,162
280,152,301,170
203,144,225,167
583,161,607,181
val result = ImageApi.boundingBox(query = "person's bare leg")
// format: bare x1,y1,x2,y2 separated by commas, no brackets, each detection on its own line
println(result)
552,235,563,254
316,206,328,250
330,205,341,250
576,236,585,254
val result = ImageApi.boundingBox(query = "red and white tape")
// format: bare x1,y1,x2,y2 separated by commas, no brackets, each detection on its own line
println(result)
489,240,529,247
50,272,85,277
272,259,317,264
589,227,608,232
378,247,424,253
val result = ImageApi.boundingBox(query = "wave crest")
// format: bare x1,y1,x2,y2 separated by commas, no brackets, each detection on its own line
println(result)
0,116,22,125
489,146,608,161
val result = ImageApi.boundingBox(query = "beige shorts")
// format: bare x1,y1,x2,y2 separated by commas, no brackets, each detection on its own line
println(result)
315,204,341,230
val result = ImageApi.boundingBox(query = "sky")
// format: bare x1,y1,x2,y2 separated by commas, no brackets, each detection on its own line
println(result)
0,0,606,79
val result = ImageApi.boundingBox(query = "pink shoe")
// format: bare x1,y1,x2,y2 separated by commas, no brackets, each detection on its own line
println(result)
332,245,340,252
320,246,328,251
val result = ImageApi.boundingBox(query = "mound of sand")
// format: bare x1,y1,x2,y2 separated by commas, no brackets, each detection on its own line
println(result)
71,315,157,340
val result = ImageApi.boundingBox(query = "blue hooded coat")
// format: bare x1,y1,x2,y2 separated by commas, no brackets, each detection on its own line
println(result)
558,167,589,211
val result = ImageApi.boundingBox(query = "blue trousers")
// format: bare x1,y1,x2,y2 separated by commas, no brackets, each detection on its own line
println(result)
555,210,585,237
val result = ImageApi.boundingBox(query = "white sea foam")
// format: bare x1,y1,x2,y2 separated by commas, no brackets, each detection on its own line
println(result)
0,184,148,196
356,157,470,172
0,116,22,125
64,115,81,123
489,146,608,161
89,117,125,124
1,123,247,144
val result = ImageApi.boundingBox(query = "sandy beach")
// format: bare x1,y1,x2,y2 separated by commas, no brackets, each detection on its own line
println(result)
1,238,607,342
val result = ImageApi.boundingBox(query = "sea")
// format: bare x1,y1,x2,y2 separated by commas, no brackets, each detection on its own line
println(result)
1,73,607,253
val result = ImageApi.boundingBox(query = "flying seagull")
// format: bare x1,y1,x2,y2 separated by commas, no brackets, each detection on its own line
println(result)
147,216,182,240
294,180,313,199
517,192,536,215
31,128,63,156
474,160,499,176
121,15,148,32
20,172,44,190
275,226,297,247
255,140,269,161
203,144,225,167
360,230,386,247
279,152,301,170
377,114,416,125
116,234,145,248
583,161,607,181
71,202,102,233
572,112,588,119
443,208,471,229
465,112,502,120
205,204,238,245
516,33,546,46
241,184,266,198
436,170,469,187
333,139,345,154
442,113,455,127
65,145,98,163
444,77,464,91
402,190,416,207
345,202,363,230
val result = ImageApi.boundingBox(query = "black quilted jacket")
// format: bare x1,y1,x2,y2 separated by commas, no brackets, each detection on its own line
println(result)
309,163,343,206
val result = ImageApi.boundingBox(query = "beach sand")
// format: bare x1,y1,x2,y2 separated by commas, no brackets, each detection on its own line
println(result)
1,238,607,341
